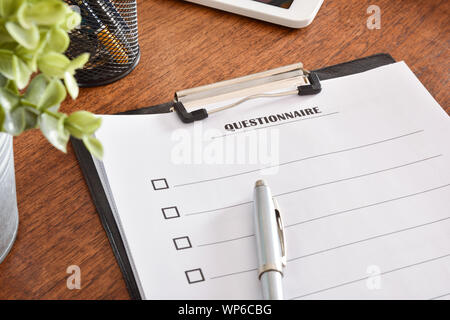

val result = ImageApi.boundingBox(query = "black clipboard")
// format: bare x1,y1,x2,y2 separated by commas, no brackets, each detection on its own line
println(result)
71,53,396,299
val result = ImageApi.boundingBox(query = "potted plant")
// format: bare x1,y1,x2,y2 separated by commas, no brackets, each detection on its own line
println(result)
0,0,103,262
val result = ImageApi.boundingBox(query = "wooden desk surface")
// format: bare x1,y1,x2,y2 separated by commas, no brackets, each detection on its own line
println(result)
0,0,448,299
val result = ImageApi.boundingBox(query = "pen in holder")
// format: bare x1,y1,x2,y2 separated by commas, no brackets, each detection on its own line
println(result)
64,0,140,87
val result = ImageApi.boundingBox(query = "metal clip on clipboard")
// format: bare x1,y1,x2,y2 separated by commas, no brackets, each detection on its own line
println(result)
172,63,322,123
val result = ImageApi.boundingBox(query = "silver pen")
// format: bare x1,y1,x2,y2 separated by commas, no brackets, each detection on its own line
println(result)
253,180,287,300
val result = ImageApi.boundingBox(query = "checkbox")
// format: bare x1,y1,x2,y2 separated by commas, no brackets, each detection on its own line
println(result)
173,236,192,250
151,178,169,190
185,268,205,284
162,206,180,219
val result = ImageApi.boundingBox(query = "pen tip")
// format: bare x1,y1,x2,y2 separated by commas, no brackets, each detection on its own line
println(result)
255,180,267,187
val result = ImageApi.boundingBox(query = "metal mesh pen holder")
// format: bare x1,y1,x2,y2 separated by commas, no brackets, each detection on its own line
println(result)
65,0,140,87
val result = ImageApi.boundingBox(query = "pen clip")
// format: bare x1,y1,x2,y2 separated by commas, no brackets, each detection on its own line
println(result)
273,198,287,268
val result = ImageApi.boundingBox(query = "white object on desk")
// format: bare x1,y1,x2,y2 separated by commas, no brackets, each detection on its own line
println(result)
184,0,324,28
95,62,450,299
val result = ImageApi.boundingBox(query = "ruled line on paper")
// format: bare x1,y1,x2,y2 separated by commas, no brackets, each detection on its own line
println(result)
285,183,450,228
174,129,425,188
209,268,257,280
185,201,253,217
289,254,450,300
208,217,450,281
430,293,450,300
276,154,442,198
287,217,449,263
184,154,443,217
197,234,255,248
195,184,450,248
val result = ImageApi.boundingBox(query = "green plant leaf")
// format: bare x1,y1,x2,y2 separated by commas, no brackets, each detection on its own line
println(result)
66,111,102,138
38,78,66,110
0,49,14,79
0,87,19,111
0,0,101,156
23,74,49,106
19,34,49,72
12,55,32,89
12,45,32,65
64,71,78,99
38,51,70,78
0,25,13,44
5,21,39,50
45,27,70,53
22,106,39,129
17,2,29,29
67,53,90,74
82,135,103,160
40,113,69,152
22,0,67,27
61,10,81,31
3,107,26,135
0,0,24,18
5,79,19,94
0,74,6,87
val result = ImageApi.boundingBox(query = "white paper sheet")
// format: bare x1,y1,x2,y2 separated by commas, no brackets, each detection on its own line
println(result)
95,62,450,299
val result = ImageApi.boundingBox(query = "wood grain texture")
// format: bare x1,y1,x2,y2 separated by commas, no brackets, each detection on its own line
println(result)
0,0,448,299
